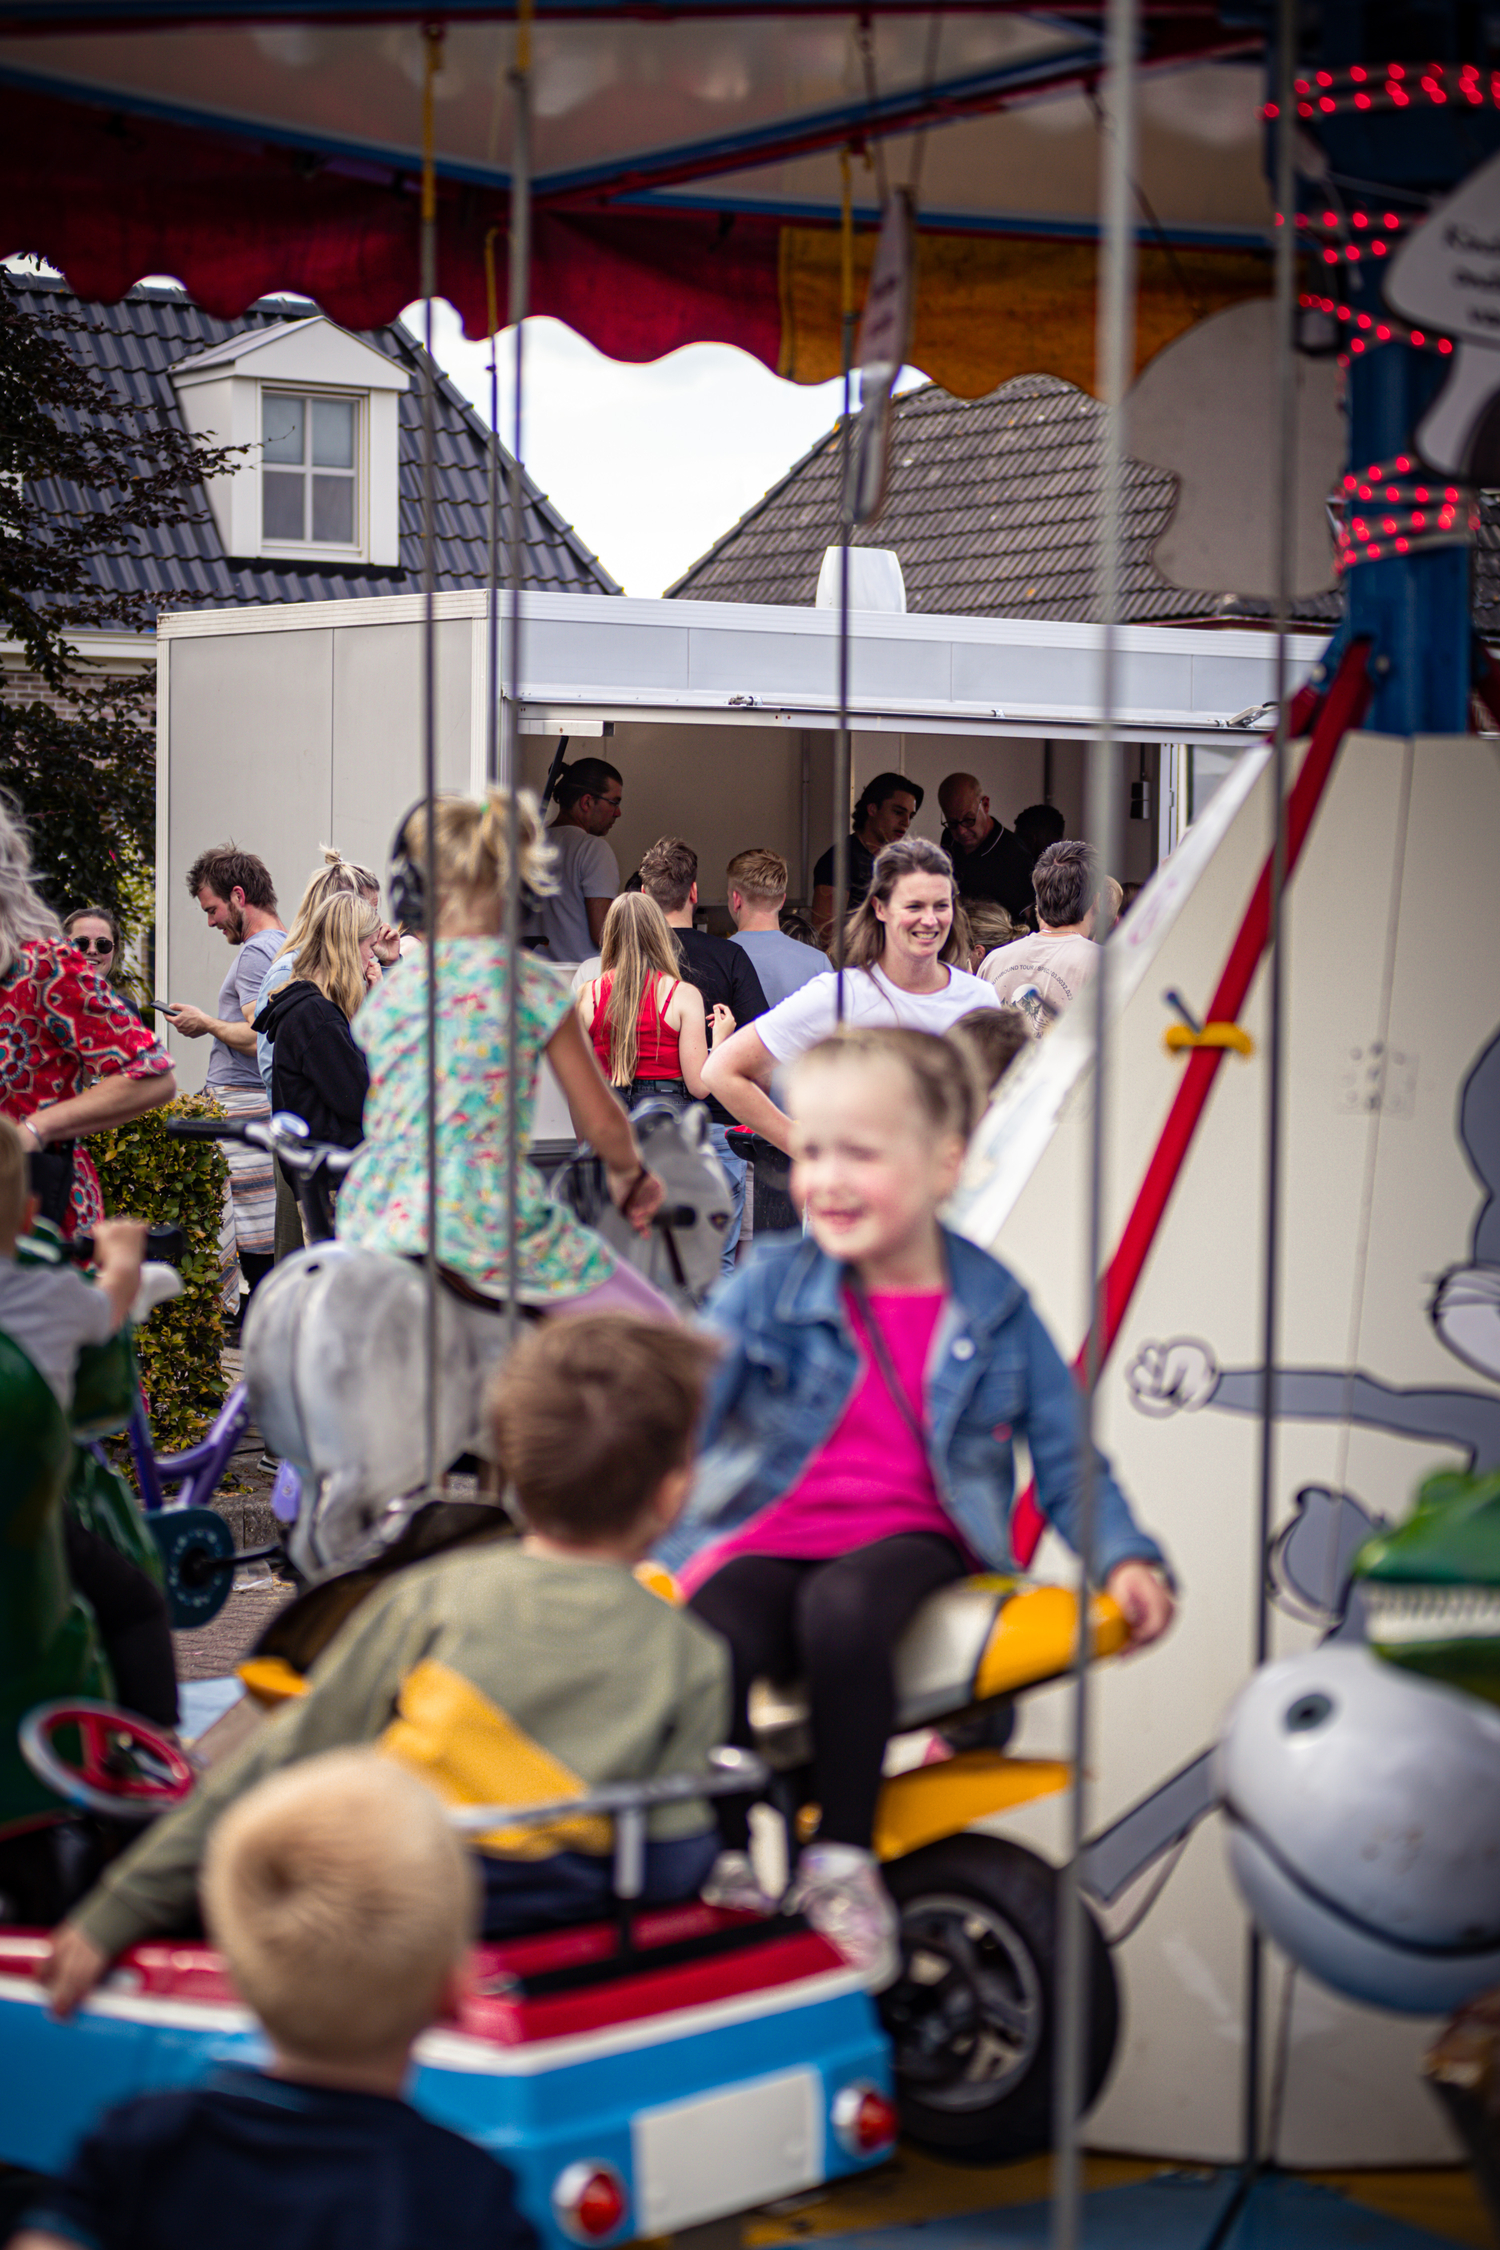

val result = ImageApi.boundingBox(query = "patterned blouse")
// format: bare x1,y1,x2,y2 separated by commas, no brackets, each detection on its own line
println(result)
336,938,614,1302
0,939,173,1234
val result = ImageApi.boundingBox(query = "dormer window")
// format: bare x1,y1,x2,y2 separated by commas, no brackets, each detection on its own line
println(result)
170,315,408,568
262,392,359,548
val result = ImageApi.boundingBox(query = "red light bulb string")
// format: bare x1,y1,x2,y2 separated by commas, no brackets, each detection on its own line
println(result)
1333,453,1478,573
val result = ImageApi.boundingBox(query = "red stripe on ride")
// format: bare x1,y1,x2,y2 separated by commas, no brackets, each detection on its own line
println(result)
1010,646,1373,1567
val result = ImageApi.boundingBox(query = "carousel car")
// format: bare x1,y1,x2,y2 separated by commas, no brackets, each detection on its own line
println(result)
0,1576,1132,2244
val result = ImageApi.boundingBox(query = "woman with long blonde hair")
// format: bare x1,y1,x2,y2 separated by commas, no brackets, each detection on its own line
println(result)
253,891,378,1151
576,892,715,1109
336,789,672,1316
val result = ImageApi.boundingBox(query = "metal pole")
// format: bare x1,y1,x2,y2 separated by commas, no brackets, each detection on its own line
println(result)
1246,0,1298,2186
833,149,855,1022
485,227,501,790
502,15,531,1348
1051,0,1136,2236
420,25,442,1499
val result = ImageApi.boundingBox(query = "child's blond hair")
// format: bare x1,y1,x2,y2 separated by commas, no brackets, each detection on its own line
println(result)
789,1026,981,1145
201,1750,475,2064
0,1114,28,1237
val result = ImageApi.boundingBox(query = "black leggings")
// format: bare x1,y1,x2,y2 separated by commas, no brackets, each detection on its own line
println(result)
689,1533,966,1852
63,1515,180,1728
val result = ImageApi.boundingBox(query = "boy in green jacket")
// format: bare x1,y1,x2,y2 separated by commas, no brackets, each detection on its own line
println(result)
45,1316,728,2017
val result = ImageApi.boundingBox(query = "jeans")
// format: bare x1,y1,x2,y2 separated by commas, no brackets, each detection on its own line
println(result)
708,1123,747,1275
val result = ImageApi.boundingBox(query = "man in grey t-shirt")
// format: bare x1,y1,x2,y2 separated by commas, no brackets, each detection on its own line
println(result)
167,846,285,1301
538,756,623,962
726,847,825,1008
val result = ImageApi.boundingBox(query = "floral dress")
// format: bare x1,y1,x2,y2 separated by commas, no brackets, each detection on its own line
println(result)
336,938,614,1302
0,939,173,1235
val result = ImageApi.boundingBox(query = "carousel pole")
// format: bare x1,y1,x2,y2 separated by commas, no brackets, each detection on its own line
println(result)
501,0,532,1345
1244,0,1299,2190
485,226,501,791
420,23,443,1497
833,148,855,1022
1051,0,1136,2234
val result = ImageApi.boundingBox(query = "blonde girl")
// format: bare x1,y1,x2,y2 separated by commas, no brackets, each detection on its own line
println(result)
336,789,671,1316
576,892,720,1110
253,891,379,1151
662,1026,1174,1986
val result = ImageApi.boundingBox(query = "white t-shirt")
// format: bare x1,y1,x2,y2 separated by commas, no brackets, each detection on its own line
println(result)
756,962,1000,1064
979,933,1098,1023
539,826,620,964
0,1258,116,1409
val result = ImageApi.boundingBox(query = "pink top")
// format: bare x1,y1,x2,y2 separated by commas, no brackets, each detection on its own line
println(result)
681,1287,975,1595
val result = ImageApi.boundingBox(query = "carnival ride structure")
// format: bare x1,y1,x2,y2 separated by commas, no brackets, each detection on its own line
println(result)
0,0,1498,2236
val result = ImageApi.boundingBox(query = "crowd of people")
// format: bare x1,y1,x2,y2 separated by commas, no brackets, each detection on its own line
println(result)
0,757,1172,2240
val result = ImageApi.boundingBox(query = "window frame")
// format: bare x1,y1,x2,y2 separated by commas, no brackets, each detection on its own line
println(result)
258,383,367,562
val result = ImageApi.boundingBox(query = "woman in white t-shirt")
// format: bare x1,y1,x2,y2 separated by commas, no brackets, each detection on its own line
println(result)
702,836,998,1153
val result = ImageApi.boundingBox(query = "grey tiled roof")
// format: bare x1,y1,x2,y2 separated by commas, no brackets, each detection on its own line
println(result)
8,272,619,612
668,373,1500,635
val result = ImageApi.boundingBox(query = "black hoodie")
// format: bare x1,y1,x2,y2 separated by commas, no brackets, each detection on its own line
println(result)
253,978,369,1148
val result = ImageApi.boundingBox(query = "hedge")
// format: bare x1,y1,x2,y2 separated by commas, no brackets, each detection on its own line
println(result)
92,1091,231,1456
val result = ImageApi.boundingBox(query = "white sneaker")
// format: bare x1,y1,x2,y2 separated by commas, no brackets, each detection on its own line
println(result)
701,1849,778,1916
789,1843,901,1990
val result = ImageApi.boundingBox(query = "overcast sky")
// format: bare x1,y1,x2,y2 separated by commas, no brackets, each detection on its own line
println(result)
410,298,917,598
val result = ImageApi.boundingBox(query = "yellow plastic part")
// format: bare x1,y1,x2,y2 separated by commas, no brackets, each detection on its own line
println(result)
973,1585,1129,1702
380,1657,610,1858
873,1751,1072,1863
634,1559,681,1604
1163,1022,1255,1059
236,1655,308,1707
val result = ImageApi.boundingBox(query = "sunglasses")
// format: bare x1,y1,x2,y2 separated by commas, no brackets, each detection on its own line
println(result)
73,936,114,955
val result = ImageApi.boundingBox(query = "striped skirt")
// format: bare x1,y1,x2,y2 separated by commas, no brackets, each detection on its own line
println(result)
218,1084,275,1260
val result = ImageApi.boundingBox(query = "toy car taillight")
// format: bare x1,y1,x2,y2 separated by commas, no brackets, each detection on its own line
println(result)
552,2160,629,2242
832,2081,899,2157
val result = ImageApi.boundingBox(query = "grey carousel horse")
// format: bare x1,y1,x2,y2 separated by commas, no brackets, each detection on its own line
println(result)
244,1100,733,1578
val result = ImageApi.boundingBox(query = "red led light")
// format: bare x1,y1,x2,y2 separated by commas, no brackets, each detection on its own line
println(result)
1385,213,1400,229
1439,338,1454,353
1294,78,1310,94
1264,101,1279,118
1446,487,1460,502
1346,244,1360,259
832,2083,900,2159
1352,339,1365,353
1358,484,1372,499
1411,330,1426,346
1299,101,1315,117
1396,457,1411,472
552,2164,628,2245
1412,511,1426,529
1344,474,1356,490
1323,210,1338,226
1391,86,1410,105
1396,537,1409,552
1324,248,1338,265
1357,313,1372,329
1339,305,1353,321
1355,90,1371,107
1372,239,1387,255
1415,486,1428,502
1316,70,1333,86
1389,63,1406,78
1368,542,1381,556
1351,65,1367,82
1352,211,1368,227
1377,324,1391,339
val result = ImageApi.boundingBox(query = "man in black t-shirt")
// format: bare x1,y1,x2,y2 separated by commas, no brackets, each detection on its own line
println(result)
937,772,1036,919
639,837,767,1274
810,770,922,940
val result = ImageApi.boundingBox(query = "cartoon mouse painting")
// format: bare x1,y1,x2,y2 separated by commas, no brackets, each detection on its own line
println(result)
1081,1030,1500,1907
1127,1028,1500,1470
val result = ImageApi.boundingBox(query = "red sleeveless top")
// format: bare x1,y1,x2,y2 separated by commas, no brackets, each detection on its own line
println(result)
589,973,683,1081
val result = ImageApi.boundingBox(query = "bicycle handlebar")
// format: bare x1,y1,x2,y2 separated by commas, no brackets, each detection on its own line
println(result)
165,1113,357,1179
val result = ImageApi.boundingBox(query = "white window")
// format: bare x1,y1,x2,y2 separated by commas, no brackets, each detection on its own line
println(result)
262,391,360,548
171,316,408,569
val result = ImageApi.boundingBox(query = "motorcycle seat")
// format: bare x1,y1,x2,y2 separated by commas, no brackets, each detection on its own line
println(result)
749,1577,1129,1771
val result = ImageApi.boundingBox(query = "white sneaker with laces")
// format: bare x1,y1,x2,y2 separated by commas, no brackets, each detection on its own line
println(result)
789,1843,901,1990
701,1849,778,1916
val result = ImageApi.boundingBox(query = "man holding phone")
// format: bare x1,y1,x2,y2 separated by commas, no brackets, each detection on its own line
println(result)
168,846,285,1317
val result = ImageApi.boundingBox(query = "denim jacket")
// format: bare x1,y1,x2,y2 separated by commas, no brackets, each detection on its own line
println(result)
658,1226,1167,1586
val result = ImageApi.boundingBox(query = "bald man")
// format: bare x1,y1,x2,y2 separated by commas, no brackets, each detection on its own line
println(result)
937,773,1035,918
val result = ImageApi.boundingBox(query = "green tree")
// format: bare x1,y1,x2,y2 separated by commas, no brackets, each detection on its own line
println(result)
0,273,242,929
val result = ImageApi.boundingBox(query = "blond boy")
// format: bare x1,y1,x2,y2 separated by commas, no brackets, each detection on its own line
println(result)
11,1753,535,2250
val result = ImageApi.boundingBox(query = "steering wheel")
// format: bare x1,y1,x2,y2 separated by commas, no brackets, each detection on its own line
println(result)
19,1699,196,1822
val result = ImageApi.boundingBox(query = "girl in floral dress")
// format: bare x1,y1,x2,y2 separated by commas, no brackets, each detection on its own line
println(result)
337,791,670,1315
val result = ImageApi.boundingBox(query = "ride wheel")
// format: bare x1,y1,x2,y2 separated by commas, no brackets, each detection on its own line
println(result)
881,1834,1119,2163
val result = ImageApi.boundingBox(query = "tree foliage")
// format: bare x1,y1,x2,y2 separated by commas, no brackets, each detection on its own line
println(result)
0,274,243,931
0,275,242,686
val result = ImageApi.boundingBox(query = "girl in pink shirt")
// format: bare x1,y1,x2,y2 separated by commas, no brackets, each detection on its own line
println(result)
679,1026,1173,1987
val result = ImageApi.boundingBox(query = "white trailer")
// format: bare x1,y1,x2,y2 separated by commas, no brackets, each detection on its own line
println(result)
155,587,1324,1092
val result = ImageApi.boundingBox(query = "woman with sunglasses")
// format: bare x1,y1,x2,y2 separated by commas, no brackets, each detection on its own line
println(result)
0,806,175,1238
62,907,149,1024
